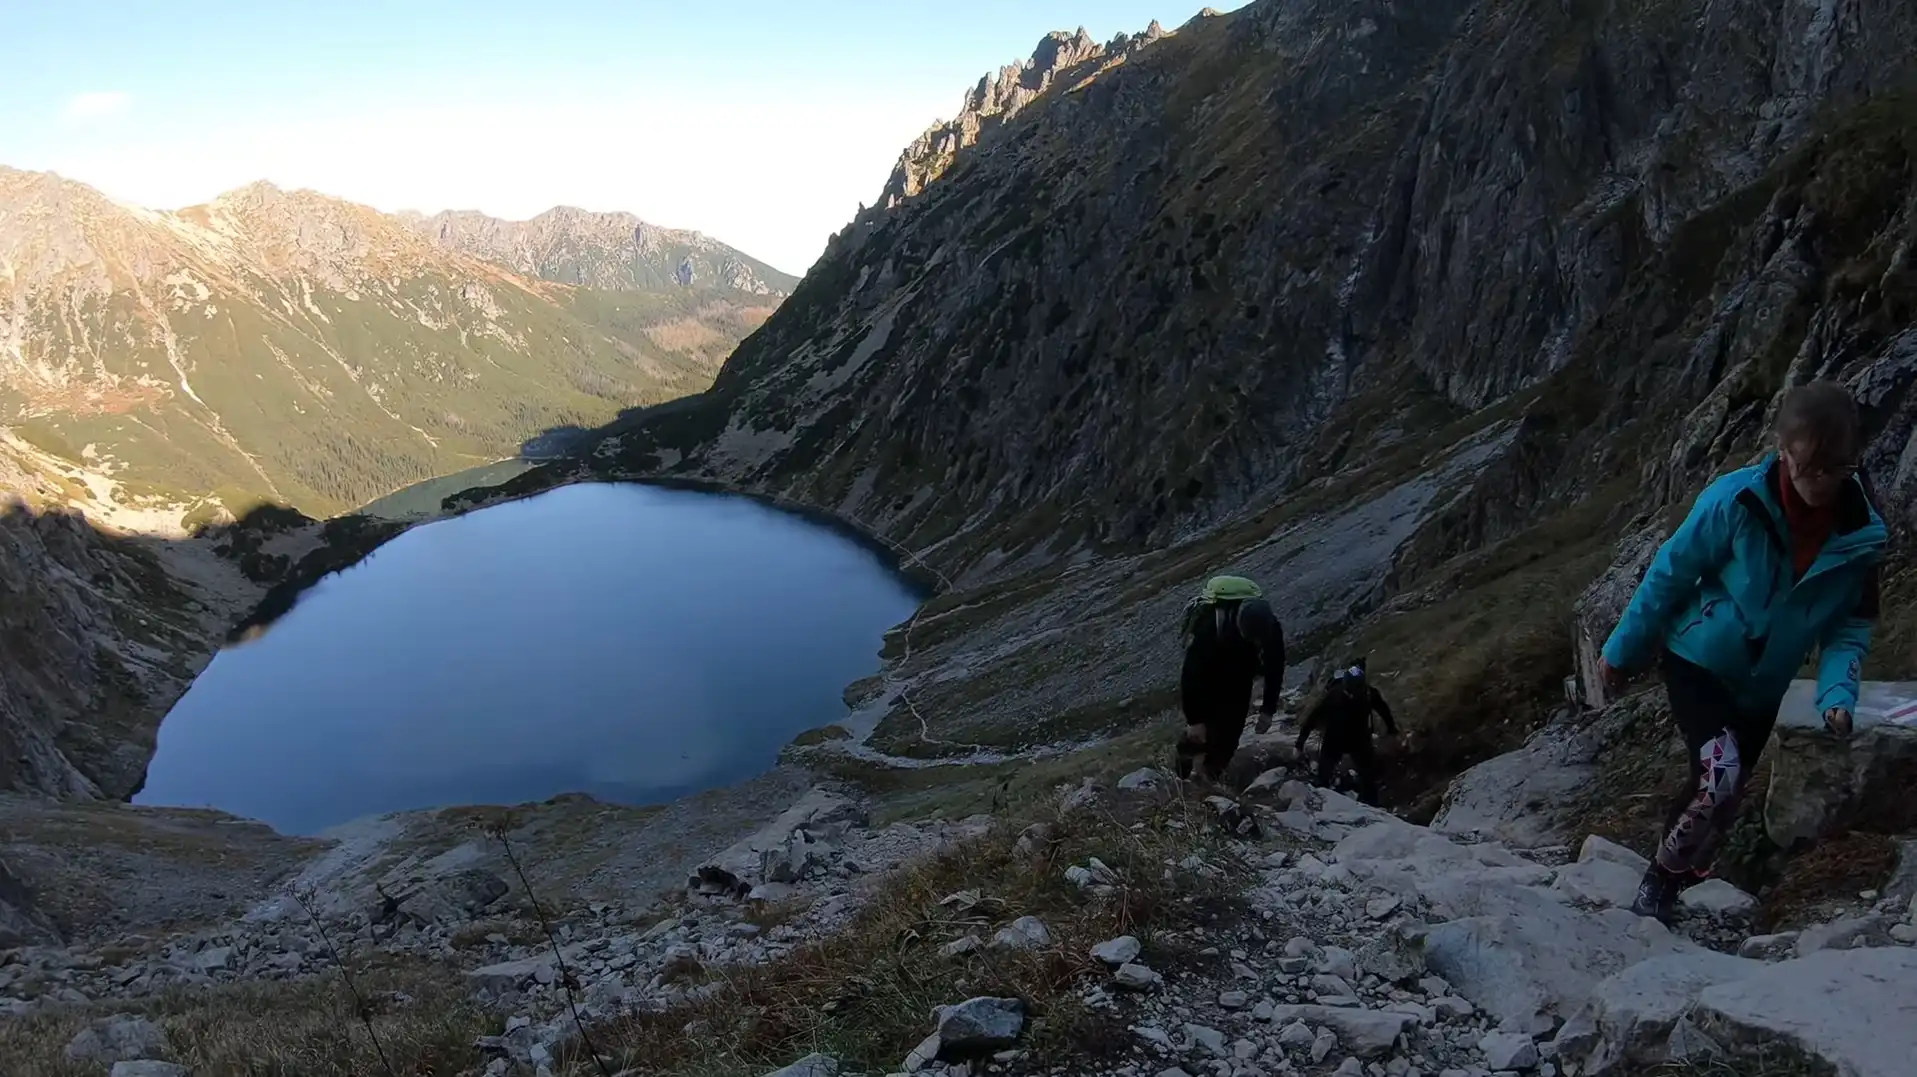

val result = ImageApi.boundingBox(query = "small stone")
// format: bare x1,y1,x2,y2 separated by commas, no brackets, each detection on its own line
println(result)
1737,932,1800,960
762,1052,839,1077
110,1065,188,1077
942,935,985,958
1678,880,1758,918
902,1033,942,1072
1157,1070,1195,1077
1133,1025,1175,1050
1252,1000,1275,1022
1311,975,1355,998
1311,1028,1338,1063
1861,890,1880,901
1890,924,1917,945
1431,996,1474,1021
936,996,1027,1052
1366,897,1402,920
1219,990,1249,1010
1116,963,1163,991
1185,1024,1228,1058
1478,1031,1538,1071
1092,936,1143,966
1333,1060,1365,1077
1277,1021,1315,1047
991,916,1052,951
1119,768,1164,790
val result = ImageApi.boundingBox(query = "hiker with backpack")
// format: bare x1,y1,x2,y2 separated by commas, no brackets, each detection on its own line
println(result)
1176,576,1287,782
1294,658,1398,806
1597,381,1887,923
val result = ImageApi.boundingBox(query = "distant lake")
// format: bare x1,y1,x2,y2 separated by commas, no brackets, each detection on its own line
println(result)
135,484,923,835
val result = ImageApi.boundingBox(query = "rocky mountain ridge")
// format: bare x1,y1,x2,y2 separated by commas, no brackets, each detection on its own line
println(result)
402,206,798,297
0,167,783,518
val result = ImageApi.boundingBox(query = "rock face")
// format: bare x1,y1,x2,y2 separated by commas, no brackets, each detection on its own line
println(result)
592,0,1917,596
1764,680,1917,849
1691,948,1917,1077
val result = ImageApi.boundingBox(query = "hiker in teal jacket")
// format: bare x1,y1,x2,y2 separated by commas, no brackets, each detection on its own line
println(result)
1598,382,1887,922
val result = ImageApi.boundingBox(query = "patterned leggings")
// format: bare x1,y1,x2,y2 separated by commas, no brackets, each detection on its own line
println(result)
1655,652,1779,875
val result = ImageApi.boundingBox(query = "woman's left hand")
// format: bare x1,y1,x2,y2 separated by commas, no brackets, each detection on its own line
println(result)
1823,707,1854,738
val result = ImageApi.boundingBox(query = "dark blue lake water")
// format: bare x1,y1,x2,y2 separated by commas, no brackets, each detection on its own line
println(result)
134,483,922,835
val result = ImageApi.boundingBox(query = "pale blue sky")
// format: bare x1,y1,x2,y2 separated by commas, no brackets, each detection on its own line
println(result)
0,1,1247,274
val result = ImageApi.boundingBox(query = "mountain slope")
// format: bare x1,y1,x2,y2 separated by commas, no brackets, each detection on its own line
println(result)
547,0,1917,791
403,206,798,296
0,170,783,518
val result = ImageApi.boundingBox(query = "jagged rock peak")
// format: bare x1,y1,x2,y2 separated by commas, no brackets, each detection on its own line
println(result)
867,18,1175,217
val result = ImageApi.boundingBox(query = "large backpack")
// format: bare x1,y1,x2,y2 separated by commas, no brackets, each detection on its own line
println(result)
1179,575,1264,644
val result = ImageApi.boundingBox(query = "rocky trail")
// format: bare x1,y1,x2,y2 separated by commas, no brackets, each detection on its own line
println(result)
7,701,1914,1077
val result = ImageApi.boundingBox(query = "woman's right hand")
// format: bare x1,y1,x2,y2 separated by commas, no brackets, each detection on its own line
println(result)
1598,658,1628,694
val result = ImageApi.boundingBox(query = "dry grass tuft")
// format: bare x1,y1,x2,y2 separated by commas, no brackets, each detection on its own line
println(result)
0,956,491,1077
576,790,1251,1077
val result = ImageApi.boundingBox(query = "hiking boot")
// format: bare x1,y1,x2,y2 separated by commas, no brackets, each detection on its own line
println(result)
1631,867,1683,923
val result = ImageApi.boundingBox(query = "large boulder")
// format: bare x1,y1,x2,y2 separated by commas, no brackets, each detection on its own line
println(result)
1764,680,1917,849
1691,947,1917,1077
1433,695,1660,849
65,1015,167,1064
1549,951,1764,1075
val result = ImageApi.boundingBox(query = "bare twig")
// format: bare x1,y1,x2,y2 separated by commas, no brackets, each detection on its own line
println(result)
490,827,616,1077
290,886,398,1077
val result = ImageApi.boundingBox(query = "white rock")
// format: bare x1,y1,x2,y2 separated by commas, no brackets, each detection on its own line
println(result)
990,917,1051,951
1677,880,1757,918
1277,1021,1315,1047
468,956,556,994
109,1065,187,1077
1265,1005,1412,1059
902,1032,941,1072
1551,859,1643,910
1115,963,1163,991
1119,768,1164,790
1479,1031,1538,1070
1890,924,1917,945
1311,1028,1339,1063
1796,914,1888,956
760,1054,838,1077
1185,1023,1228,1057
1219,990,1249,1010
1334,1058,1366,1077
1367,897,1403,920
941,935,984,958
1421,874,1696,1034
1577,837,1650,874
1548,951,1761,1075
1737,933,1799,961
936,997,1026,1051
1693,947,1917,1077
1133,1024,1175,1050
65,1016,166,1064
1092,936,1142,966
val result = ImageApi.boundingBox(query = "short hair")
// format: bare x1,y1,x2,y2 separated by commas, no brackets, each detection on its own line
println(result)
1776,381,1862,465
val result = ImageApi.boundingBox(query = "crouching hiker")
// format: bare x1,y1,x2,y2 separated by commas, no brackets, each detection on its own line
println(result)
1598,381,1887,923
1294,658,1397,806
1176,576,1286,783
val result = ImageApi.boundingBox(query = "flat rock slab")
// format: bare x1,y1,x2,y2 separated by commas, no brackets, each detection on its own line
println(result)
1262,1005,1412,1058
762,1053,838,1077
1553,858,1643,909
1694,947,1917,1077
1551,951,1764,1076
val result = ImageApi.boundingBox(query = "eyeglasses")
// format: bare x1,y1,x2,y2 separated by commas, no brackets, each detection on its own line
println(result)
1785,449,1858,482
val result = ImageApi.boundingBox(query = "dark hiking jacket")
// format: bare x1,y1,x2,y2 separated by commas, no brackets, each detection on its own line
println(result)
1297,677,1396,749
1181,596,1286,719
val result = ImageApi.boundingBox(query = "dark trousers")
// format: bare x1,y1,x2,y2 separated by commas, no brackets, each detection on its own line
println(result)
1654,651,1780,875
1178,673,1254,779
1316,732,1381,806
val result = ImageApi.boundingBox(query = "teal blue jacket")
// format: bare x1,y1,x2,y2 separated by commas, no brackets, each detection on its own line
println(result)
1601,455,1886,717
